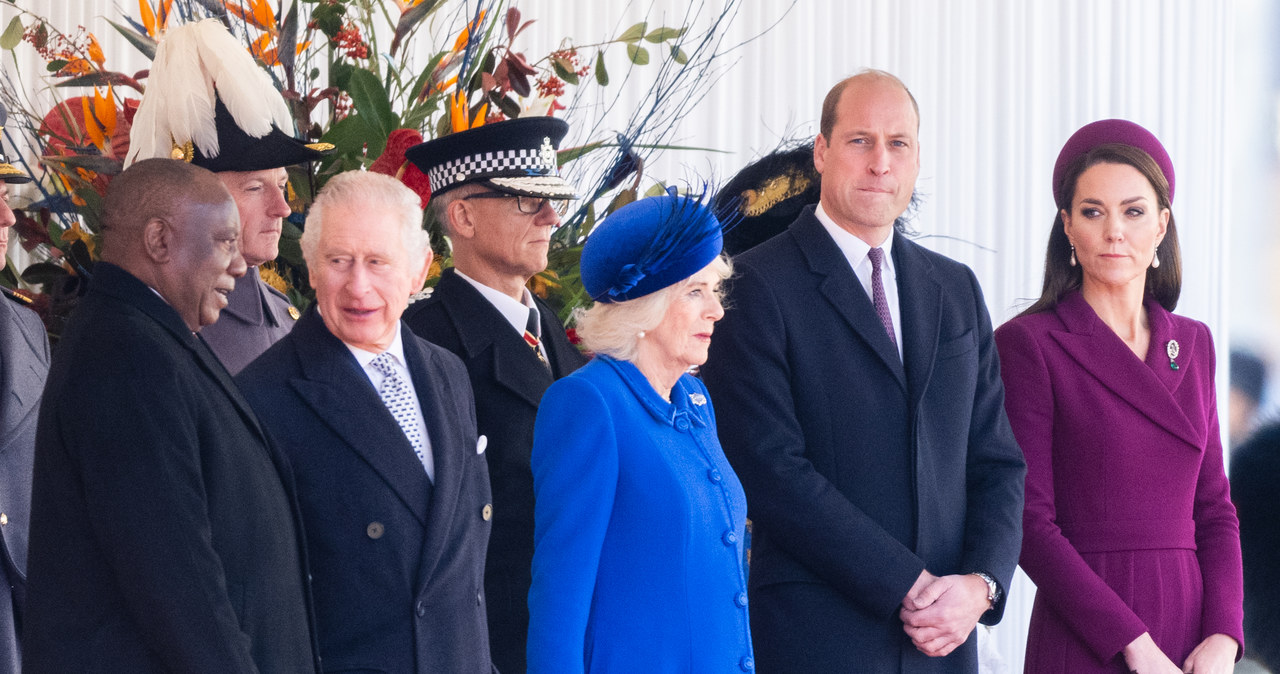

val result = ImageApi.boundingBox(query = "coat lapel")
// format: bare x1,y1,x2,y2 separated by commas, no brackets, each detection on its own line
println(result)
436,270,554,407
288,308,432,524
1049,292,1202,449
791,211,907,389
535,294,587,378
402,327,469,589
893,235,943,412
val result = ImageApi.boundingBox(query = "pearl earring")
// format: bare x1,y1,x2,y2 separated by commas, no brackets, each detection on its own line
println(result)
1069,244,1077,267
1151,246,1160,269
637,330,646,338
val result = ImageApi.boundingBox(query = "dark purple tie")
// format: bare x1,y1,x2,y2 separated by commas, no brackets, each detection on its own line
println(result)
868,247,897,350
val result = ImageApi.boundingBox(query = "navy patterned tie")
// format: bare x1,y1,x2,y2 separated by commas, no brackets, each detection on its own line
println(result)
370,352,431,473
868,247,897,351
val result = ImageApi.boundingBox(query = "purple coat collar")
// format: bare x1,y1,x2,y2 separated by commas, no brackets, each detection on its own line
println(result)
1048,291,1203,450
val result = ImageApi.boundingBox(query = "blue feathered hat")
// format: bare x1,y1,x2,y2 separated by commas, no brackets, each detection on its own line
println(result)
581,189,723,303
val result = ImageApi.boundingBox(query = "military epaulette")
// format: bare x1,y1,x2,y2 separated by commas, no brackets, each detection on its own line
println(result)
1,285,34,306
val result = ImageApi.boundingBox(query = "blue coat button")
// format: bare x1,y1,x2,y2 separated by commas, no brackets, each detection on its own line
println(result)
734,592,748,608
723,531,737,546
675,417,690,431
740,655,755,671
708,469,723,483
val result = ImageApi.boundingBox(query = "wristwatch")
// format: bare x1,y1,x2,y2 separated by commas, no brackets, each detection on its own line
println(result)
971,572,1001,609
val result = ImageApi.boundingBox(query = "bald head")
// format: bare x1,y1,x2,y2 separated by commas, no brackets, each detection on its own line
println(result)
820,69,920,140
100,159,232,261
101,158,247,330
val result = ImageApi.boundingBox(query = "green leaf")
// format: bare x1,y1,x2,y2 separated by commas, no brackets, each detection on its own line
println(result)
345,68,397,137
594,51,608,86
643,26,684,44
47,60,67,73
53,71,141,89
626,43,649,66
644,182,669,197
617,21,646,43
551,56,579,86
321,114,377,158
105,18,156,60
0,17,24,51
672,46,689,65
557,140,607,165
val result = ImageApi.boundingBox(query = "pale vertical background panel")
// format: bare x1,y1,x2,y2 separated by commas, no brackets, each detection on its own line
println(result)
1,1,1239,671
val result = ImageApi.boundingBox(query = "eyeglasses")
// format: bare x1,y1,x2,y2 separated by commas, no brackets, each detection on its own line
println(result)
462,191,569,216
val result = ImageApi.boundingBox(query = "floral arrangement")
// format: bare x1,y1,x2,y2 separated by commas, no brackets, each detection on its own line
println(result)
0,0,745,337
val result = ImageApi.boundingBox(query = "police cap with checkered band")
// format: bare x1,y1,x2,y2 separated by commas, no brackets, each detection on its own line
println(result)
405,116,577,201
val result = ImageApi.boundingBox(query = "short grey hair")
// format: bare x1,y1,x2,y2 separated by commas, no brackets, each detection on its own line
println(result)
574,255,732,362
301,171,430,269
428,184,481,238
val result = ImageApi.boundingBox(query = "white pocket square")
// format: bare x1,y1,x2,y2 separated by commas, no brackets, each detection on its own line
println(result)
476,435,488,455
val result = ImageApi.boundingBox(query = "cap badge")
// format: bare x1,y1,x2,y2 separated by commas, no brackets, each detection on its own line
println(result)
539,136,556,170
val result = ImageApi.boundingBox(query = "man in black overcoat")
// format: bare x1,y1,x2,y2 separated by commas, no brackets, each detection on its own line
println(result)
702,70,1026,673
403,117,587,673
237,171,495,672
22,159,318,673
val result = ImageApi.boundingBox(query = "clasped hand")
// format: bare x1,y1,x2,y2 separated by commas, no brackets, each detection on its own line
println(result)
898,570,990,658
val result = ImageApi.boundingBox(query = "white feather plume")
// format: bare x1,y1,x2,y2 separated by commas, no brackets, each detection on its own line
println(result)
126,18,295,165
192,19,293,139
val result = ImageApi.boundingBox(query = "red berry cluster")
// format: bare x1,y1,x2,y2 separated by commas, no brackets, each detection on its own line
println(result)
333,22,369,60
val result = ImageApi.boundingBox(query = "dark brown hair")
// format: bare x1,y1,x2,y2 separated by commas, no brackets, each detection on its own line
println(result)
1019,143,1181,317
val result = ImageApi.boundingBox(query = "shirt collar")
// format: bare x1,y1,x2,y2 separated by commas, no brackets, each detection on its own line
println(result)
455,269,537,335
815,202,896,275
344,323,409,370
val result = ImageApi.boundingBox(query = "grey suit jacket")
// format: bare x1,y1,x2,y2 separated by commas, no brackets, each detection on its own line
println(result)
201,266,297,374
0,295,49,671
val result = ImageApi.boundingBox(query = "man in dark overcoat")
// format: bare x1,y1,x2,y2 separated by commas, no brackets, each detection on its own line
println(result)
403,117,587,673
0,131,43,672
702,70,1026,673
237,170,494,672
22,158,318,672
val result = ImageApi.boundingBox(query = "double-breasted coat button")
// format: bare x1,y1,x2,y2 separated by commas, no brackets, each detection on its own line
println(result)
722,531,738,546
481,504,493,521
674,417,691,432
740,656,755,671
734,592,748,608
415,600,427,618
707,469,722,483
366,522,385,539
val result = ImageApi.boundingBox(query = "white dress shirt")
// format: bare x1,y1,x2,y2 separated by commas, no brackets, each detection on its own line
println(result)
346,327,435,482
815,203,903,360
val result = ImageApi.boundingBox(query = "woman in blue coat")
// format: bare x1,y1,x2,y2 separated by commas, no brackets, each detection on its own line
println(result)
527,193,753,673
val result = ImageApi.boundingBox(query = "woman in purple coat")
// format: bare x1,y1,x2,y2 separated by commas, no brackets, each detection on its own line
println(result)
994,120,1243,674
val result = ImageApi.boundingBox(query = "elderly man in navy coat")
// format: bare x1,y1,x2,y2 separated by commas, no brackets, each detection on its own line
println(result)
702,70,1026,673
23,158,318,672
238,170,494,673
0,122,43,672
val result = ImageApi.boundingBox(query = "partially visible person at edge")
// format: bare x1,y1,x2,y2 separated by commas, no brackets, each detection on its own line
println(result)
23,158,319,673
702,69,1026,673
125,18,332,373
1231,417,1280,673
0,101,45,673
526,192,752,673
237,171,494,672
403,116,588,673
994,119,1243,674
